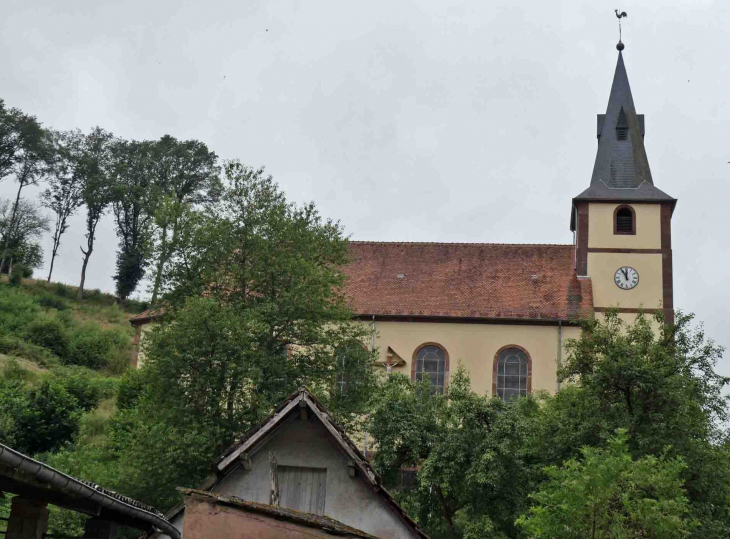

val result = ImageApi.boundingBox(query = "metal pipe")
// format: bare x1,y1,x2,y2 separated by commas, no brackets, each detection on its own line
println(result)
0,443,180,539
557,320,563,392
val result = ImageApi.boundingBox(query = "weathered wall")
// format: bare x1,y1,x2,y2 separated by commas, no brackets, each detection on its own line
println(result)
366,320,581,395
214,416,416,538
182,496,356,539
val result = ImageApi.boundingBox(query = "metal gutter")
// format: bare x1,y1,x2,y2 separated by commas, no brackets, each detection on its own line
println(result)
0,443,180,539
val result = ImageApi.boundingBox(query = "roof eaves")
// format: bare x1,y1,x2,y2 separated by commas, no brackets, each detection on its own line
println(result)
0,443,179,539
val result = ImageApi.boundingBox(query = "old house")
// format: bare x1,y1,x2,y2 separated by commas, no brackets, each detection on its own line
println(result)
151,387,427,539
131,42,676,401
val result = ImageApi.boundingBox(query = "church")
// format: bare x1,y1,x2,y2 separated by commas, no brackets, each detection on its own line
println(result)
131,42,676,401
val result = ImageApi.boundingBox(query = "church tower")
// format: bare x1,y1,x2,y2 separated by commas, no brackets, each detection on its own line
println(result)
571,42,676,323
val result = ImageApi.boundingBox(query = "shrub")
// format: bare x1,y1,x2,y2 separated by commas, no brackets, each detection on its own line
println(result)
52,367,103,412
65,324,129,370
0,286,39,332
26,317,70,359
36,294,68,311
0,334,59,368
53,282,72,298
21,265,32,278
117,368,148,410
9,379,83,455
9,264,25,286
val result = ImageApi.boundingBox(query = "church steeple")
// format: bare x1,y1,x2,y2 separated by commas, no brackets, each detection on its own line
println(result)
570,41,676,325
592,51,652,189
571,47,675,231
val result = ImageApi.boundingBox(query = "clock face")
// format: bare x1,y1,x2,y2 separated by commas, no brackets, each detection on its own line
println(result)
614,266,639,290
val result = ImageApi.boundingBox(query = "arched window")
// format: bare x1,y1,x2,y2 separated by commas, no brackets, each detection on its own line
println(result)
493,346,531,402
614,205,635,235
413,344,448,394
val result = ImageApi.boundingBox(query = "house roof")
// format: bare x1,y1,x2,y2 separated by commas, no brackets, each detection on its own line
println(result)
342,242,593,322
181,488,378,538
0,443,179,538
129,307,165,326
214,387,430,539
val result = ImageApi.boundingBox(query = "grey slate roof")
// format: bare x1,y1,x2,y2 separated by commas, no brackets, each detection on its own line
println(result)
572,50,676,227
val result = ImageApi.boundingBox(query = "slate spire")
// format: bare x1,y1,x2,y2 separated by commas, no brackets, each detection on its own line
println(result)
591,51,652,188
570,46,675,230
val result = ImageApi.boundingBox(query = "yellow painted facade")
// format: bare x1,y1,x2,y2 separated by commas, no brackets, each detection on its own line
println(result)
366,321,582,395
588,203,661,249
587,251,664,309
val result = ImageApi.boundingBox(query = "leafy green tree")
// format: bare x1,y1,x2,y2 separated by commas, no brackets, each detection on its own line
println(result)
368,369,541,539
532,311,730,538
517,430,694,539
0,363,83,455
0,197,50,274
40,130,85,282
147,135,220,303
0,104,49,273
104,163,375,509
75,127,115,300
110,139,156,299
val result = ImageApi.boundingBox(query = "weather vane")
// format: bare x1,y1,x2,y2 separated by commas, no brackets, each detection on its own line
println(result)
615,9,628,50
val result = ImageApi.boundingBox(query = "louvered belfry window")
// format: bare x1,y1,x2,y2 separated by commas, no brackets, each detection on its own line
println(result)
616,127,628,140
615,206,634,234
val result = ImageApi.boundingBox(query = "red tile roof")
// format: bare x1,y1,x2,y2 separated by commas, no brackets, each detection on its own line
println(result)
343,242,593,321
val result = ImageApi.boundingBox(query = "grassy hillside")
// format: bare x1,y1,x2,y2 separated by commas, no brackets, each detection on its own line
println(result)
0,276,147,374
0,277,149,535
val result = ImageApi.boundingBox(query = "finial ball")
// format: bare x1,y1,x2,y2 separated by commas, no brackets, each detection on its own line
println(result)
616,40,625,51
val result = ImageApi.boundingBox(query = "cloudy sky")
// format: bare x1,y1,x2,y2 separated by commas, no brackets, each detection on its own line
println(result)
2,1,729,370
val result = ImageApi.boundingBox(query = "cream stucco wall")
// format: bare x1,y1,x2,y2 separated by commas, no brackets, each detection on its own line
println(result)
367,321,581,395
587,252,663,309
588,203,661,249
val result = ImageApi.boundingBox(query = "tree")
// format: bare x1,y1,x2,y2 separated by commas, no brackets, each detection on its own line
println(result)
517,430,694,539
368,368,541,539
0,102,50,272
105,164,376,509
147,135,220,303
75,127,115,300
0,198,49,274
0,362,83,455
110,139,156,299
532,311,730,538
40,130,85,282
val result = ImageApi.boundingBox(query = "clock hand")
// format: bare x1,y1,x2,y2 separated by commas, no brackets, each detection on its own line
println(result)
622,269,629,280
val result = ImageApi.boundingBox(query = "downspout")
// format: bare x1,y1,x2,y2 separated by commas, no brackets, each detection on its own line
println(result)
556,320,563,392
370,315,376,352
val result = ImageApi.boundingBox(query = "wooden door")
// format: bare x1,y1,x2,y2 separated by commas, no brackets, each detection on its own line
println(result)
277,466,327,516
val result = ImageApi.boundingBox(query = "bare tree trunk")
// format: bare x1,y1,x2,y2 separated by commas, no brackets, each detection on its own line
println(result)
47,215,64,282
47,242,59,282
78,245,91,300
151,224,167,304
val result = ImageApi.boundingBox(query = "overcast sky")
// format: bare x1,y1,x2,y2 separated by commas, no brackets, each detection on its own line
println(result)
2,0,729,372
